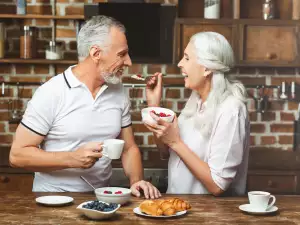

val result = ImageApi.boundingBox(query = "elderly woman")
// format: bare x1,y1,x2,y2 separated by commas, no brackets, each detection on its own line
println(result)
145,32,250,196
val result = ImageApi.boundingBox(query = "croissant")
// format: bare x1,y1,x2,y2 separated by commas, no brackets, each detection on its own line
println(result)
139,200,163,216
156,200,176,216
167,198,191,211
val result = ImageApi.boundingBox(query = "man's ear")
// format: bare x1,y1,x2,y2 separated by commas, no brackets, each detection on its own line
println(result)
89,46,103,62
204,68,213,77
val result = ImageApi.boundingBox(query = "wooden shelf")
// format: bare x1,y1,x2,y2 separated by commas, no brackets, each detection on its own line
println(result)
0,59,78,64
0,14,84,20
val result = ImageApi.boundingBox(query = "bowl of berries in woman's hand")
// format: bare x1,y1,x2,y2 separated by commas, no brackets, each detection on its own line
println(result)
77,200,120,220
94,187,131,205
142,107,175,124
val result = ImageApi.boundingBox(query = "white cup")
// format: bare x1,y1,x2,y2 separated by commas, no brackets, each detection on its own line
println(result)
248,191,276,211
101,139,125,160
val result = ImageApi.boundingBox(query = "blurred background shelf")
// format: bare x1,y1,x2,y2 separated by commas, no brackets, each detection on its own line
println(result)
0,59,78,64
0,14,84,20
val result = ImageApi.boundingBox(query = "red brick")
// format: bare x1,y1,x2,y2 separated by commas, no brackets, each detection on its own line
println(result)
250,135,255,146
69,41,77,51
271,77,297,85
15,65,32,74
261,112,275,121
238,68,256,75
0,134,13,144
23,19,33,26
279,135,293,144
257,67,275,75
27,5,52,15
0,112,10,121
55,65,67,74
0,64,12,74
147,64,163,74
9,76,43,83
260,136,276,145
36,19,51,26
249,112,257,121
134,135,144,145
19,89,33,99
164,78,184,85
129,88,144,98
33,65,49,74
64,52,78,60
56,28,76,38
65,6,84,15
0,88,14,98
184,89,192,98
128,64,143,74
166,65,180,74
93,0,108,2
268,101,284,110
56,0,69,2
288,102,298,110
177,101,186,110
165,89,181,99
0,123,6,132
131,112,142,121
132,124,150,133
148,135,155,145
56,20,70,26
270,124,293,133
9,124,18,133
281,112,295,121
250,124,265,133
276,68,296,75
0,5,15,14
161,100,173,109
235,77,265,86
36,0,51,2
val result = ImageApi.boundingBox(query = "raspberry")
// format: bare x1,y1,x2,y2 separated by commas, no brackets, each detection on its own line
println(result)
137,74,142,78
114,191,123,194
104,190,112,194
159,112,167,117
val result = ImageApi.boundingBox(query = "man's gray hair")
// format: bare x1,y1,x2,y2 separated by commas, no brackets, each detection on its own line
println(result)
77,15,126,61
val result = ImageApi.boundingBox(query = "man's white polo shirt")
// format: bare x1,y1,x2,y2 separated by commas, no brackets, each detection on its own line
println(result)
21,66,132,192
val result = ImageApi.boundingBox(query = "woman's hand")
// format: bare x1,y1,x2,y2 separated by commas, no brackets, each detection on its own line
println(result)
146,72,163,107
144,113,181,148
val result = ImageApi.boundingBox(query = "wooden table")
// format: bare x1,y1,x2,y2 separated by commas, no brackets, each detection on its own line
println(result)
0,192,299,224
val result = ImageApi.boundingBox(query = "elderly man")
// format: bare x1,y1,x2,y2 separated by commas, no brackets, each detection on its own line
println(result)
9,15,161,199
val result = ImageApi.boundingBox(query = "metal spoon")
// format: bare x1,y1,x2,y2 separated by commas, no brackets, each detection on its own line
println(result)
80,176,96,190
130,74,166,81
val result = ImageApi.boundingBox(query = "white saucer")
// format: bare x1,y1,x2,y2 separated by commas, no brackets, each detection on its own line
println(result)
35,196,74,206
133,207,187,218
239,204,278,215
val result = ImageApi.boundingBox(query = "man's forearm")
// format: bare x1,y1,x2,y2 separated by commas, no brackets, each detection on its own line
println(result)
9,146,73,172
122,145,143,186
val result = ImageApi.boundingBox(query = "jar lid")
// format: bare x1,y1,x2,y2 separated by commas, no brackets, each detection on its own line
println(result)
24,26,30,31
49,41,56,47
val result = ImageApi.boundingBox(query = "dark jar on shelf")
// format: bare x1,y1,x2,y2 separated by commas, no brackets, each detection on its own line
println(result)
20,26,37,59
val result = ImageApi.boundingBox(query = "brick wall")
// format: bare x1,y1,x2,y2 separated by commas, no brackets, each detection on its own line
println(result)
0,0,298,151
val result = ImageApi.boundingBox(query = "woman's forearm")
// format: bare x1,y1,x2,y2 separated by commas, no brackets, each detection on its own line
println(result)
153,135,170,159
169,140,223,196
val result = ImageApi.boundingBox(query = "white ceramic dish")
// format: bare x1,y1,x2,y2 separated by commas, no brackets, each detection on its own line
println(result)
239,204,278,215
35,196,74,206
77,201,121,220
94,187,131,205
141,107,175,124
133,207,187,218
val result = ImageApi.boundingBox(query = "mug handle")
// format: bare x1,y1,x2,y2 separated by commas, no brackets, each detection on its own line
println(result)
266,195,276,210
101,145,109,158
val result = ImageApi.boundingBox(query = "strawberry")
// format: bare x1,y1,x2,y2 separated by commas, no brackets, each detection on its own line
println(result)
137,74,142,78
159,112,167,117
114,191,123,194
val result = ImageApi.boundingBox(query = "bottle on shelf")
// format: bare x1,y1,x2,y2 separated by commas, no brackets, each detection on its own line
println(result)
262,0,275,20
204,0,220,19
20,26,37,59
46,41,62,60
16,0,26,15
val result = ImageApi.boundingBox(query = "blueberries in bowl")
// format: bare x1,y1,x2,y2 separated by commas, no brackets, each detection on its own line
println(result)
82,201,118,212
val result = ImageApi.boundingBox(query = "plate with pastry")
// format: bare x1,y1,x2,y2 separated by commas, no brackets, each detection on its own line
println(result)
133,198,191,218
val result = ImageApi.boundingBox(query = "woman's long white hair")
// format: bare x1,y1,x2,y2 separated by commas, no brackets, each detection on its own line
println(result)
180,32,247,138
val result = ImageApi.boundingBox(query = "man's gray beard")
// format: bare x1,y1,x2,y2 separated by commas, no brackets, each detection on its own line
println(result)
101,71,122,85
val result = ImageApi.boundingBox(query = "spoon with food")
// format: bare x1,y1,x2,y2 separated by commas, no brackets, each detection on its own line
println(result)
131,74,166,81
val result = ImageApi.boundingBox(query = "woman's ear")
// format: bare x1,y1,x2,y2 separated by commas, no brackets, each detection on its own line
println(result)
204,68,213,77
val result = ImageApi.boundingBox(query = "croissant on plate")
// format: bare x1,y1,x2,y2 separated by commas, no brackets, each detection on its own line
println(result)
167,198,192,211
139,198,191,216
139,200,163,216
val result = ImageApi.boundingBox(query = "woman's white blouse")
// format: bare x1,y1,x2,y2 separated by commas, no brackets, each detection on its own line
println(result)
167,96,250,195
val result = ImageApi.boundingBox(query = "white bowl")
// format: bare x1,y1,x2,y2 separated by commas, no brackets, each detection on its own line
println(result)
94,187,131,205
141,107,175,124
77,200,120,220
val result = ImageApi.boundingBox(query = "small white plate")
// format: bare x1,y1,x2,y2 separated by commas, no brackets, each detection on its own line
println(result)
35,196,74,206
239,204,278,215
133,207,187,218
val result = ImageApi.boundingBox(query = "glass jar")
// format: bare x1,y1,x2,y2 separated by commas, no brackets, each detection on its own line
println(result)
0,23,4,58
46,41,62,60
20,26,37,59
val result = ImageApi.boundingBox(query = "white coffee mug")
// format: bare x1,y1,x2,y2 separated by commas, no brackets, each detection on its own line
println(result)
248,191,276,211
101,139,125,160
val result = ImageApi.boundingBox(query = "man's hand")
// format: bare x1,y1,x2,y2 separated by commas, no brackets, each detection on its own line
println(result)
70,142,104,169
130,180,161,199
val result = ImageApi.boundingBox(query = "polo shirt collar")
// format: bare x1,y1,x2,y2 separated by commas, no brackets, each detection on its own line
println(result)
63,66,82,88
